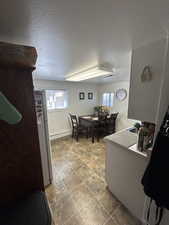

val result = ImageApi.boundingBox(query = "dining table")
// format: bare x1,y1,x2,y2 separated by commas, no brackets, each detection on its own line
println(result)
79,115,106,143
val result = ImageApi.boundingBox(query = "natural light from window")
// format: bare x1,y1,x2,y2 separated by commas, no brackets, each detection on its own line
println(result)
46,90,68,110
102,92,114,107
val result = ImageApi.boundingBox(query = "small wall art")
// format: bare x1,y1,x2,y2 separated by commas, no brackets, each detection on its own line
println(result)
79,92,85,100
141,65,152,82
88,92,93,100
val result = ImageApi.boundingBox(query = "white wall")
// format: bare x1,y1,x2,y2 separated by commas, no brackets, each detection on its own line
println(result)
34,79,135,138
33,79,99,139
98,81,136,131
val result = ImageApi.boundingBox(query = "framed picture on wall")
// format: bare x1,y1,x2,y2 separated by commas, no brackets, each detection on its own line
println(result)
88,92,93,100
79,92,85,100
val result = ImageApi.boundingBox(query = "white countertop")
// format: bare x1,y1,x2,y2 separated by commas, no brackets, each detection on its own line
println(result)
129,144,148,158
104,129,137,148
104,129,148,158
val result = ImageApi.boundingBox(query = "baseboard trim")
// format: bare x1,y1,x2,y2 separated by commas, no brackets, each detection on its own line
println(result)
49,130,71,140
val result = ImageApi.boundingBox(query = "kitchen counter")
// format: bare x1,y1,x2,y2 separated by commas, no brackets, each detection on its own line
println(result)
104,129,137,148
104,129,148,222
104,129,148,158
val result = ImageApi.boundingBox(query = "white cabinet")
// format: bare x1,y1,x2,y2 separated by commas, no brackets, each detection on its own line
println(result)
128,38,167,123
104,133,148,221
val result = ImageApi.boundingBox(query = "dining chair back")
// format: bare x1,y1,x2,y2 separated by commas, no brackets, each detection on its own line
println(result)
69,113,87,141
106,113,119,134
69,114,78,128
110,113,119,120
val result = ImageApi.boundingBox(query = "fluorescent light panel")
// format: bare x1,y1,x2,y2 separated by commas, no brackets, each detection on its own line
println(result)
66,65,113,81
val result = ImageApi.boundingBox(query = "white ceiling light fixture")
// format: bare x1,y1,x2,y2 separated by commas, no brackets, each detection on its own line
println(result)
66,64,115,82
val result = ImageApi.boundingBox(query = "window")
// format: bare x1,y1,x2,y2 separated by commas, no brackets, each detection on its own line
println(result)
102,92,114,107
46,90,68,110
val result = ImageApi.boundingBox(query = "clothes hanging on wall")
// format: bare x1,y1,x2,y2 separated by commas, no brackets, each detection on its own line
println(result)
142,107,169,225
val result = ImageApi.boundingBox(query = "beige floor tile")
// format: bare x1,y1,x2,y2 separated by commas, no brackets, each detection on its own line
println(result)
98,189,120,215
48,137,140,225
64,213,85,225
112,205,141,225
78,200,109,225
75,164,93,181
50,194,79,225
71,183,96,210
85,173,107,199
103,216,120,225
64,173,84,192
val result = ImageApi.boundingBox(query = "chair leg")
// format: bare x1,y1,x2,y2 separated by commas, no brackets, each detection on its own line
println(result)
76,132,79,142
97,133,100,142
91,127,94,143
86,128,89,139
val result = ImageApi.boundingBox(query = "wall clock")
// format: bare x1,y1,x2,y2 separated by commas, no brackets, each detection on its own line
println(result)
116,89,127,101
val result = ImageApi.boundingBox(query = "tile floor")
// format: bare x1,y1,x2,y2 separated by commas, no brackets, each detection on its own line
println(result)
46,137,141,225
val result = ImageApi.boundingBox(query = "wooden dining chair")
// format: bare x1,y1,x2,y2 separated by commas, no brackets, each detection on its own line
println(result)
69,114,87,141
94,115,108,141
106,113,119,134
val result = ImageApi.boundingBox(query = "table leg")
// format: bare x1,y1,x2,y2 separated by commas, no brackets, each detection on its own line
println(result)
92,125,94,143
97,132,100,142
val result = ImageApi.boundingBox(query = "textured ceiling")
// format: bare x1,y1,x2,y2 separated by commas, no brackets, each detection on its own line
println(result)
0,0,169,82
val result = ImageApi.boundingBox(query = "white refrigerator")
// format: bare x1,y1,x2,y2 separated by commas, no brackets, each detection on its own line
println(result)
34,90,53,187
